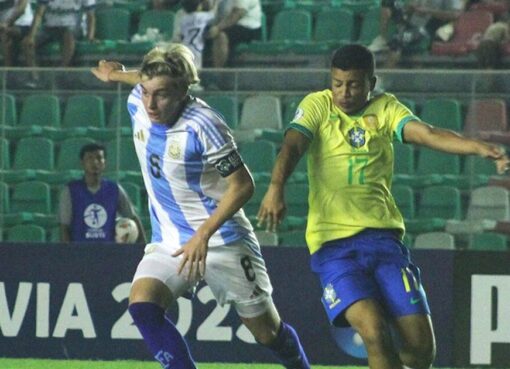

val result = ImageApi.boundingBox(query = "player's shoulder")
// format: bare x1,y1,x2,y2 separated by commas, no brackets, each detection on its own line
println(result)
300,89,332,109
182,97,226,130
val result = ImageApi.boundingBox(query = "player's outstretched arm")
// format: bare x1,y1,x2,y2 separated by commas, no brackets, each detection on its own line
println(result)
403,120,509,174
91,60,141,86
257,129,310,231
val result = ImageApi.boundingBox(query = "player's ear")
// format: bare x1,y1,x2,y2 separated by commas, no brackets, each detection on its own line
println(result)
369,76,377,91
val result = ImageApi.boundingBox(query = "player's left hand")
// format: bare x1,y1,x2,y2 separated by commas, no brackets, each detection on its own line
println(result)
481,144,509,174
172,234,208,281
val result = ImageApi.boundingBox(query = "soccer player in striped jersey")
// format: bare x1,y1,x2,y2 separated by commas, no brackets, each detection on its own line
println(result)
257,44,509,369
91,44,310,369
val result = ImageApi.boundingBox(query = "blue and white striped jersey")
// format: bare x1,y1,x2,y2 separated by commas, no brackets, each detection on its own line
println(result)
127,85,253,247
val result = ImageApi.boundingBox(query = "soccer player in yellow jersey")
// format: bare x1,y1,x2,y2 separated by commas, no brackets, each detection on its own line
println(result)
258,44,510,369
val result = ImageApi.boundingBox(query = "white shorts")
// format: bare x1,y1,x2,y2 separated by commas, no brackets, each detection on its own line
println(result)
132,232,274,318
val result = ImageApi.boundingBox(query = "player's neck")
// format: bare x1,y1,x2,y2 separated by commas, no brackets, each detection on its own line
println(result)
84,174,102,191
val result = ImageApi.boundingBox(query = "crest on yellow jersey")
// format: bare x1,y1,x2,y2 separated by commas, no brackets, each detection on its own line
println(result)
363,114,379,130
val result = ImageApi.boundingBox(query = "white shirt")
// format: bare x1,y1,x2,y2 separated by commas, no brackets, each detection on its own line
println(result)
38,0,95,28
216,0,261,30
127,86,253,247
0,0,33,26
178,10,215,68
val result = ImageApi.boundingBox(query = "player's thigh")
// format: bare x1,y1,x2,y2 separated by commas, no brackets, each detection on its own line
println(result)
345,298,392,338
393,313,436,355
131,243,195,307
204,238,274,319
374,260,431,318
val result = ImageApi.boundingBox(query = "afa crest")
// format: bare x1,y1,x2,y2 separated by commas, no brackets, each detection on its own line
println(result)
348,127,366,148
168,142,181,159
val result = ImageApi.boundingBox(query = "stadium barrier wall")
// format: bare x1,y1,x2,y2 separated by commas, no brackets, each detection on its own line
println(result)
0,243,506,367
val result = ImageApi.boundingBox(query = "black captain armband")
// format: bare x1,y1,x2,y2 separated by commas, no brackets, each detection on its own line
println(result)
214,151,244,177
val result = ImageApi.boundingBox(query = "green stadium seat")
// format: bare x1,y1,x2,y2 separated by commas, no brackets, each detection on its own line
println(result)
235,95,283,143
239,140,277,182
313,8,355,48
0,93,24,139
0,137,9,170
421,98,462,132
10,181,52,214
204,95,239,129
60,95,107,140
413,148,461,188
240,9,312,54
332,0,380,15
106,138,141,184
357,6,382,45
138,9,175,37
406,185,462,233
468,232,508,251
96,8,131,41
107,97,133,136
6,224,47,242
3,137,54,182
0,181,8,213
19,94,61,130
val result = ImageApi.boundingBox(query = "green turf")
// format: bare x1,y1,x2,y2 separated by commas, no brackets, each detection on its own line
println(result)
0,359,356,369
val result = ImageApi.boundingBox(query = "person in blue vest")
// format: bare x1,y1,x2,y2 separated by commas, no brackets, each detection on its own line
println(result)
58,143,146,243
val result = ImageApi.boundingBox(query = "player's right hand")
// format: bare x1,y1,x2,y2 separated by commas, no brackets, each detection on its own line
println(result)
257,185,286,232
91,60,125,82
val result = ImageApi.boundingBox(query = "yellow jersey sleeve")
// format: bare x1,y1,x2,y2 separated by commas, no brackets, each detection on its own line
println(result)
287,91,331,140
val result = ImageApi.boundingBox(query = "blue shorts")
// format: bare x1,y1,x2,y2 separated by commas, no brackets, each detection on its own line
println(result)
310,229,430,326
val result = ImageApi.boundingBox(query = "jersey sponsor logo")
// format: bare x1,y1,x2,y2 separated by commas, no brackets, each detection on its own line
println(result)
323,283,340,309
363,114,379,130
167,141,181,159
348,127,366,148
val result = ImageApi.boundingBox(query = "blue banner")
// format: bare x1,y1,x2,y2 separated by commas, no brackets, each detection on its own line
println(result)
0,243,454,366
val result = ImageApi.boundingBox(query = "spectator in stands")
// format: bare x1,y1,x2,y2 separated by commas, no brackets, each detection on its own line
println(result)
475,17,510,68
368,0,466,67
59,143,146,243
0,0,33,66
206,0,262,67
22,0,96,86
172,0,215,69
257,44,509,369
152,0,180,9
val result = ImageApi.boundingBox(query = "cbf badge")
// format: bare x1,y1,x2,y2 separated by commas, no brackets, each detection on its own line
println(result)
324,283,340,309
348,126,366,148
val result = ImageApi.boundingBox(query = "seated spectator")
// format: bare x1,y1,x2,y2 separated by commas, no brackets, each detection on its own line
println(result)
22,0,96,85
172,0,215,69
369,0,466,66
59,143,146,243
207,0,262,67
475,19,509,67
0,0,33,66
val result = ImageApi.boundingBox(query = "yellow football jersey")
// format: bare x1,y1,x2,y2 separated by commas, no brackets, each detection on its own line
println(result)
288,90,419,254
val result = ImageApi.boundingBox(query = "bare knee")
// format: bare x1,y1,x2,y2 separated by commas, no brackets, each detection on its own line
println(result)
129,278,173,308
400,338,435,369
239,303,281,345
